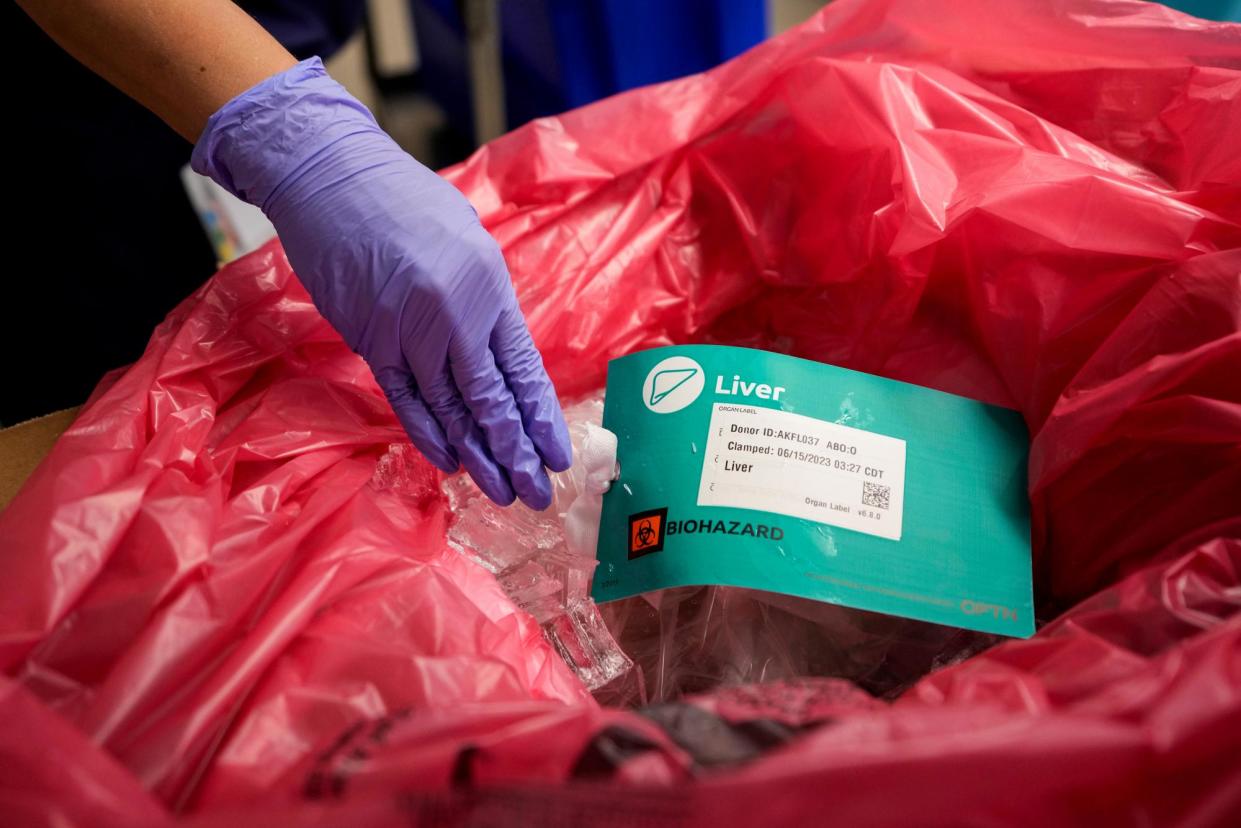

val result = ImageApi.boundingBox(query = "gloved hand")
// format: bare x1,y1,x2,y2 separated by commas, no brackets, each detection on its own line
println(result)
192,59,571,508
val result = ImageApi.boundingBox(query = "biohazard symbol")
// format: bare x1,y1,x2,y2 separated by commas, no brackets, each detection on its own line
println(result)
634,519,657,550
627,508,667,559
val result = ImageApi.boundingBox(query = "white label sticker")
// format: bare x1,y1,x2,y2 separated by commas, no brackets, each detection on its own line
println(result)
697,403,906,540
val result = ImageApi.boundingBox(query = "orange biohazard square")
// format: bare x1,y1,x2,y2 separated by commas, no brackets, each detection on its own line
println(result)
627,507,668,559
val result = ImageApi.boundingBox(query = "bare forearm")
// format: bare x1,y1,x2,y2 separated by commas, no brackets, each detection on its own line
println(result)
16,0,297,141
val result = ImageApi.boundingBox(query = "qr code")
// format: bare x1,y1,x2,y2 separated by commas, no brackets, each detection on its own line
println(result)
862,482,890,510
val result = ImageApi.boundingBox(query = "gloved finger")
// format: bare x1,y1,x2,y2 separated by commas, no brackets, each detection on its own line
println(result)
490,306,572,473
449,335,554,511
416,361,517,506
376,369,459,473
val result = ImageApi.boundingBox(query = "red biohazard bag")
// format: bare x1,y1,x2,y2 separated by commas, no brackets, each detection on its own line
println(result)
2,0,1239,825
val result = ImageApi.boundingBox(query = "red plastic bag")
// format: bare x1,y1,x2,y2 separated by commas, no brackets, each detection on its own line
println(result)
2,0,1239,824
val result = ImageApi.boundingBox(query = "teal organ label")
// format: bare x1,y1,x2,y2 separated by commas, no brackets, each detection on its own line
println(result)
592,345,1034,638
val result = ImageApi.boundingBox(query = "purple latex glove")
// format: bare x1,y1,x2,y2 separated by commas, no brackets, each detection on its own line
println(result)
192,59,571,508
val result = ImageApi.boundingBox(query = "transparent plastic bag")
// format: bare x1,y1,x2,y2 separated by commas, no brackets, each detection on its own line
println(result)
439,394,635,694
439,391,997,704
602,587,999,702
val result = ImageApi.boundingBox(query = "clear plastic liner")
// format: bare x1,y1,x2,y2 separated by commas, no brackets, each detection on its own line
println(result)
441,391,997,704
440,394,634,693
601,587,1000,703
370,441,440,500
